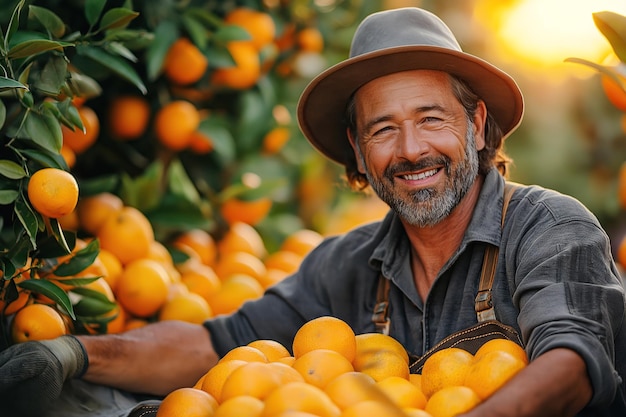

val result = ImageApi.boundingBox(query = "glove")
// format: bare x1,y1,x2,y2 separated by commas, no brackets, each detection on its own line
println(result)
0,335,88,417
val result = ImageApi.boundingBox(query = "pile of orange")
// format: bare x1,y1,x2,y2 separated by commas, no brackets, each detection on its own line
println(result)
155,316,529,417
14,191,326,338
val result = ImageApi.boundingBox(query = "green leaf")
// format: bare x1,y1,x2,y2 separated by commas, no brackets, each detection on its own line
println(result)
36,55,68,95
184,8,223,29
85,0,106,27
35,230,76,259
99,8,139,32
593,11,626,64
236,90,272,153
145,20,178,81
106,41,138,63
167,159,201,204
53,239,100,277
199,116,236,165
23,110,63,153
19,147,66,170
181,14,209,49
0,160,26,179
213,24,252,43
14,194,39,248
19,279,75,320
6,0,26,45
76,45,147,94
0,190,19,205
0,100,5,129
8,39,73,59
73,295,117,317
0,76,28,92
119,162,163,211
48,217,71,255
28,5,66,38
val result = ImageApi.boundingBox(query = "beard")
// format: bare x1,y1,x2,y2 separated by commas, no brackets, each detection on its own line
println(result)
361,122,480,227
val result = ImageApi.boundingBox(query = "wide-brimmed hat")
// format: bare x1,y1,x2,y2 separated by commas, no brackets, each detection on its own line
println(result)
297,7,524,167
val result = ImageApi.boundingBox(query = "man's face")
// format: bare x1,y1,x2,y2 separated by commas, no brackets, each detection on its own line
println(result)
348,70,486,227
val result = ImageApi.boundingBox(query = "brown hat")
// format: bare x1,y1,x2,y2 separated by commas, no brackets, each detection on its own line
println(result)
297,7,524,166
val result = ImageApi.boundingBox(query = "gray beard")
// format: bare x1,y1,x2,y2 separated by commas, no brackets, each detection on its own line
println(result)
362,124,479,227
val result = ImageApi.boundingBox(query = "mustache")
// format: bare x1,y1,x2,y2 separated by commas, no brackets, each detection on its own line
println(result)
383,156,450,180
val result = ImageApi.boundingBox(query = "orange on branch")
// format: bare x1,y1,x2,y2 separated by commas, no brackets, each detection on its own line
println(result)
108,95,151,140
211,42,261,90
220,196,272,226
76,192,124,235
174,229,218,267
297,27,324,53
218,222,267,259
224,8,276,51
115,258,170,318
154,100,200,151
97,206,154,265
62,106,99,153
27,168,79,219
11,303,67,343
163,38,208,86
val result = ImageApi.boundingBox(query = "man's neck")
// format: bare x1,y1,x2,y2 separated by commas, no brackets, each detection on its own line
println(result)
403,175,485,300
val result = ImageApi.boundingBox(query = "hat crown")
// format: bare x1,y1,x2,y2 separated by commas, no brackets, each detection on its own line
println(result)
350,7,462,58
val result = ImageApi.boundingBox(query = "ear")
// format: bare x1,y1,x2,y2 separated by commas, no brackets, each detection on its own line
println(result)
472,100,487,151
346,127,366,174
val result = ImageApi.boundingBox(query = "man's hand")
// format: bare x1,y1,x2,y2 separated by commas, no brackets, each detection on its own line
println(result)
0,335,88,417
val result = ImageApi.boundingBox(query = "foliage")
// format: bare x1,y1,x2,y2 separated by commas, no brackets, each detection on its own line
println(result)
0,0,376,345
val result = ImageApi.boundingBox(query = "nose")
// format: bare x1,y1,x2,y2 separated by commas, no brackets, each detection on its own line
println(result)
396,123,429,162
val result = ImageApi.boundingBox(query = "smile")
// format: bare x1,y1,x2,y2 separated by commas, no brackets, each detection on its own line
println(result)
401,168,439,181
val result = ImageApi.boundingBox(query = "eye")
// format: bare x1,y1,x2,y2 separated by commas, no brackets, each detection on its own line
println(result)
422,116,443,123
372,125,394,136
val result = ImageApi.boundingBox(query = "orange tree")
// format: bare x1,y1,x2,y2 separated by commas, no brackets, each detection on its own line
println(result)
0,0,379,346
567,11,626,270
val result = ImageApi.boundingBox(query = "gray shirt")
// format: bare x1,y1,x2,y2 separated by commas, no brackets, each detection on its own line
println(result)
204,168,626,414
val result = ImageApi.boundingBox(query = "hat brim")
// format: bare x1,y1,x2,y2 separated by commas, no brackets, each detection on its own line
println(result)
297,45,524,166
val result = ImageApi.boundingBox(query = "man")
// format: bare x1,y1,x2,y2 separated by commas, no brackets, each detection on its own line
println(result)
1,7,625,417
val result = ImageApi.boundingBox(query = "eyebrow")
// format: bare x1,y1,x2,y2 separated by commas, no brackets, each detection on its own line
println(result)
361,104,448,134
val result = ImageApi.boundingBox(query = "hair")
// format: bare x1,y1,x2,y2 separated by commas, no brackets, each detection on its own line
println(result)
343,74,511,190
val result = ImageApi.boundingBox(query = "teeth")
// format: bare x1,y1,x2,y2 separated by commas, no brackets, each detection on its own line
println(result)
403,169,438,181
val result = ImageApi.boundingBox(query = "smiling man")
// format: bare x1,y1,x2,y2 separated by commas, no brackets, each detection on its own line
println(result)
1,7,624,417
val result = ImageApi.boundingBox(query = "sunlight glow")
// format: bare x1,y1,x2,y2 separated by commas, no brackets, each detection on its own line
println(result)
480,0,626,72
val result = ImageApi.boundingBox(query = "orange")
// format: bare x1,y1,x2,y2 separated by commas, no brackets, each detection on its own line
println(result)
224,8,276,51
180,265,221,302
464,350,526,400
601,74,626,112
62,106,99,153
108,95,151,140
158,292,213,324
76,192,124,235
339,400,407,417
213,395,264,417
263,251,301,274
219,345,268,364
147,240,175,266
263,126,290,154
376,376,427,409
154,100,200,151
403,409,434,417
297,27,324,53
218,222,267,259
187,130,214,154
291,348,354,388
424,386,481,417
0,289,31,315
104,303,127,334
58,209,79,230
156,387,217,417
258,268,290,289
27,168,79,219
355,333,410,365
247,339,291,362
220,196,272,226
200,359,247,401
124,317,149,331
352,349,410,382
292,316,356,362
163,38,208,86
211,42,260,90
260,381,341,417
266,361,304,384
97,206,155,265
174,229,218,267
11,303,67,343
207,274,264,316
420,347,474,398
60,144,76,169
323,371,380,411
115,258,170,317
220,361,282,401
97,248,123,291
280,229,324,257
214,251,267,281
618,235,626,269
473,338,528,365
409,373,422,391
